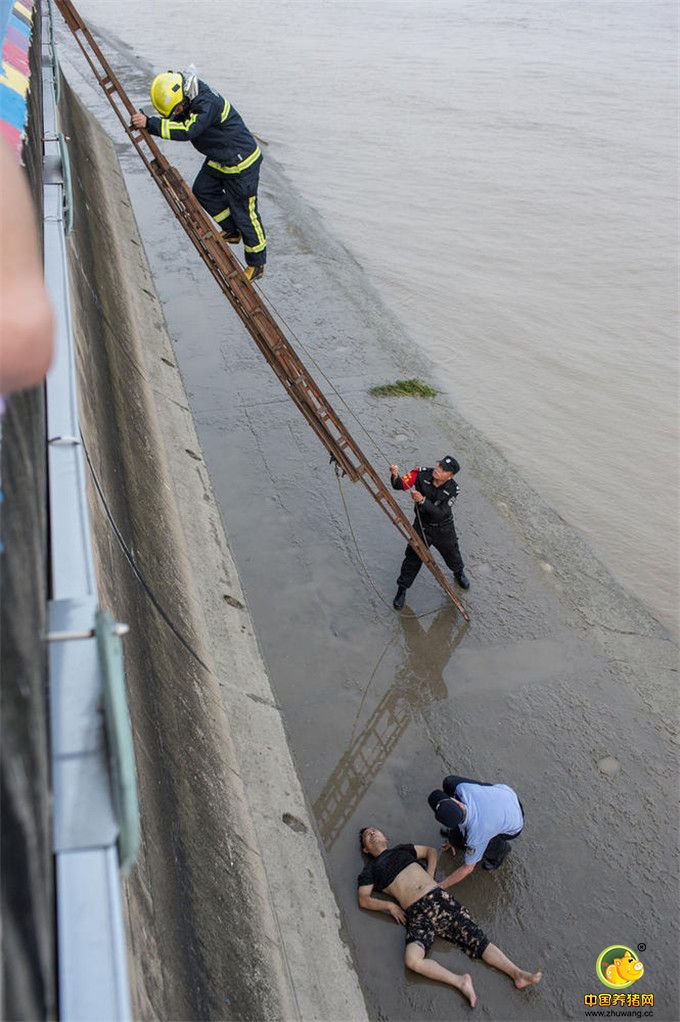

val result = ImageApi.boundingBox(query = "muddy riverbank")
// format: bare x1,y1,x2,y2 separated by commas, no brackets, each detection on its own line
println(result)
59,22,679,1022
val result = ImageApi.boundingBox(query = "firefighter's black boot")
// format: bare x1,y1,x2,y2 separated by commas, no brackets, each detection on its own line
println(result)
393,586,406,610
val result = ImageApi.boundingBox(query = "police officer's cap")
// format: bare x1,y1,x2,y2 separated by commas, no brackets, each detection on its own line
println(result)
439,455,460,475
428,789,465,828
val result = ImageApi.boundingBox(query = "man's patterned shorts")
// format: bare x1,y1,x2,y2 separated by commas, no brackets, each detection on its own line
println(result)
405,887,490,958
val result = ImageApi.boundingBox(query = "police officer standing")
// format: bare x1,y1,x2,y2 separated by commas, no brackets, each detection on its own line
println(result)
390,455,469,610
131,70,266,281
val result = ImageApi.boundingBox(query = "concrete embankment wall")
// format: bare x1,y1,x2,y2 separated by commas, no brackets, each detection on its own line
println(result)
61,78,366,1021
61,81,288,1021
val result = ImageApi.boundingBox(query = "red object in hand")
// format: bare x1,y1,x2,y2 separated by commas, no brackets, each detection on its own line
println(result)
401,467,419,489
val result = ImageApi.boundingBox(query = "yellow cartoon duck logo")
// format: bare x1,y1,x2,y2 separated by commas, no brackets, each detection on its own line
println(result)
596,946,644,989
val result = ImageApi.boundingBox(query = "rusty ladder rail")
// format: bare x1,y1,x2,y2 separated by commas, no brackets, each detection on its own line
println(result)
54,0,469,621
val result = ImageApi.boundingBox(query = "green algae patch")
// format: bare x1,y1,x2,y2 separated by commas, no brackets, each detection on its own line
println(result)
369,378,437,398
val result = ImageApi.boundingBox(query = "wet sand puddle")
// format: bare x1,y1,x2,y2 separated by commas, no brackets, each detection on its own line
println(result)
315,623,586,851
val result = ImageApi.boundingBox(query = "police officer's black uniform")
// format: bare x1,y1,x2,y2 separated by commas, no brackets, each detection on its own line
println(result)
147,79,266,268
391,464,466,594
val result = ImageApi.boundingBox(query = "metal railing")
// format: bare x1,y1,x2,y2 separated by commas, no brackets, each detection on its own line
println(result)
41,0,138,1015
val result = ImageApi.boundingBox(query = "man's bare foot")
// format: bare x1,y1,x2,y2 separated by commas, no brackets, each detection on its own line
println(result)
459,973,477,1007
515,969,542,990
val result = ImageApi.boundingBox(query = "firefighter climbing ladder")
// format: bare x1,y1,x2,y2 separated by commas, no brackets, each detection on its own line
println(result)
55,0,469,621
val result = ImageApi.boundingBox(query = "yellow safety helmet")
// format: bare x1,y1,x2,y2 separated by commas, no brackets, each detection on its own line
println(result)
150,71,184,117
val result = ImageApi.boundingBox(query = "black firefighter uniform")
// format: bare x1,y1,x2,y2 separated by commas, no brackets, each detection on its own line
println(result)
147,78,266,267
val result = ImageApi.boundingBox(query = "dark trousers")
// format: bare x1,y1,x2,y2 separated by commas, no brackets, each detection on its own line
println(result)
397,518,464,588
192,158,267,266
442,774,524,866
481,833,519,867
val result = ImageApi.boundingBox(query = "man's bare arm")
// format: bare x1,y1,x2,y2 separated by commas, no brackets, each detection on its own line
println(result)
414,844,438,878
357,884,405,924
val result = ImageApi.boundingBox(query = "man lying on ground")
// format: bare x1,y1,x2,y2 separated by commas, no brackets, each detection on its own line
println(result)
357,827,541,1008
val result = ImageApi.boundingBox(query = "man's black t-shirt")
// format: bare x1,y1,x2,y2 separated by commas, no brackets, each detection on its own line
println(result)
357,844,418,891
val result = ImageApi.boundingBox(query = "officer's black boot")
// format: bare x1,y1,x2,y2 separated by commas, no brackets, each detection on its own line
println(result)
393,585,406,610
455,570,470,590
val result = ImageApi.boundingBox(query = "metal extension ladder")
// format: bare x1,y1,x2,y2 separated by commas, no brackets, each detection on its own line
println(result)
54,0,469,620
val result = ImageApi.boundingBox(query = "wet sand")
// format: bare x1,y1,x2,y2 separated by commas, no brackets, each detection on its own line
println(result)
60,27,679,1021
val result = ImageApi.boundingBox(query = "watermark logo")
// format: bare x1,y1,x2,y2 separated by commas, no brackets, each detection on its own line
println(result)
595,945,645,989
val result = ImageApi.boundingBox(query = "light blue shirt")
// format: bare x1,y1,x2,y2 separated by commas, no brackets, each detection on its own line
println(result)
457,783,524,866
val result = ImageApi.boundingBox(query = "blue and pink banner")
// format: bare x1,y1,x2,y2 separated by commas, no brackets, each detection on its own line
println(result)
0,0,36,158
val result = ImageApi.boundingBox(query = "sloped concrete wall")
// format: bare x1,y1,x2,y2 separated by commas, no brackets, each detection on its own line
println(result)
60,80,295,1021
59,74,367,1022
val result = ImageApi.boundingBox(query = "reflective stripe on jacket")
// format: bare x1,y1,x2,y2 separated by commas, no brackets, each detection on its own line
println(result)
147,79,260,171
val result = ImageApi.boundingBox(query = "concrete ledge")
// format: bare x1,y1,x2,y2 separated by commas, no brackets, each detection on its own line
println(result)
61,77,366,1021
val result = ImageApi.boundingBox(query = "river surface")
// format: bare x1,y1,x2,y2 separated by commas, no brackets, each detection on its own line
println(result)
74,0,677,632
